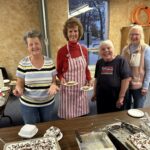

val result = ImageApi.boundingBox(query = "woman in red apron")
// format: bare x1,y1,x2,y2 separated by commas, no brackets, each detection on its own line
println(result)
57,17,92,119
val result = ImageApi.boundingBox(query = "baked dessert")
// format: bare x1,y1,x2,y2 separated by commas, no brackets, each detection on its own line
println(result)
82,86,89,90
127,132,150,150
67,81,76,85
4,137,61,150
44,126,62,141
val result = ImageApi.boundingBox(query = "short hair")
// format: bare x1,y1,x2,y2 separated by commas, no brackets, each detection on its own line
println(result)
63,17,83,41
99,40,115,50
128,25,145,44
23,29,42,44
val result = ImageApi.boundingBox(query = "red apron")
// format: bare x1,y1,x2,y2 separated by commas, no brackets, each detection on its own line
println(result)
58,43,89,119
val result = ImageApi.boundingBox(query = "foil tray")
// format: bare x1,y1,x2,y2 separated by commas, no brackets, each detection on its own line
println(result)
76,131,116,150
107,122,142,150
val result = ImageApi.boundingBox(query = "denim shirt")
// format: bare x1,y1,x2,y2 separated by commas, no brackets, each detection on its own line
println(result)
143,46,150,89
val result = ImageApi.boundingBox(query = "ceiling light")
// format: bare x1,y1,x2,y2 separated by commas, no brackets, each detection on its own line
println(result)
69,4,93,18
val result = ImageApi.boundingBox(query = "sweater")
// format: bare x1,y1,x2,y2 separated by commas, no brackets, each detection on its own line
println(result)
57,41,91,81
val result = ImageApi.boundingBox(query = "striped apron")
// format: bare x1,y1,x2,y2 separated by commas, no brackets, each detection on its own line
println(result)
58,43,89,119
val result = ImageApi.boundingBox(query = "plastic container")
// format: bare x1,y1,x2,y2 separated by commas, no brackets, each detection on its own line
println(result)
18,124,38,138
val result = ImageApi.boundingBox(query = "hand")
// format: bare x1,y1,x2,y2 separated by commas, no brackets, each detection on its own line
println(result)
60,78,66,85
13,87,23,97
86,79,94,87
116,97,124,108
48,84,59,96
141,88,148,96
91,94,96,102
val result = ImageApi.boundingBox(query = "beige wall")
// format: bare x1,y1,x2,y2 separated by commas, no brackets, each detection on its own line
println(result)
1,0,150,78
109,0,150,54
47,0,68,61
0,0,40,79
0,0,68,79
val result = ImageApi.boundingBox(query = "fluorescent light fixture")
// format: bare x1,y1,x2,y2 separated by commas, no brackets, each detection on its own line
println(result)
69,4,93,18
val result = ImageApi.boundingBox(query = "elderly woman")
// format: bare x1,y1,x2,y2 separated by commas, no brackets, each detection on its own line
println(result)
13,30,59,124
122,25,150,109
92,40,131,114
57,17,92,119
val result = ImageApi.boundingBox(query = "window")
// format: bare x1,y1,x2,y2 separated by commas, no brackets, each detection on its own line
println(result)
69,0,108,65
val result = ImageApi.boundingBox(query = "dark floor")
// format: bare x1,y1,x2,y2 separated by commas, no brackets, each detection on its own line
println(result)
0,91,97,128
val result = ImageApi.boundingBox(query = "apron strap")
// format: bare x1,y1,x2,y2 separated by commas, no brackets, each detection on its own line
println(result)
67,42,85,58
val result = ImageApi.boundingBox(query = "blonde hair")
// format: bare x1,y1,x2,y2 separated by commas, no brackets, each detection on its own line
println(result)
128,25,145,45
99,40,115,50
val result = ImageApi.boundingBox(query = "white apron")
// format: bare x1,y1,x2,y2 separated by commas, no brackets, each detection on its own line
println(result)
58,43,89,119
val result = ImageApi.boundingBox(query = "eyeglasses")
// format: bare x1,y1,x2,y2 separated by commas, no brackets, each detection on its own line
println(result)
130,33,140,37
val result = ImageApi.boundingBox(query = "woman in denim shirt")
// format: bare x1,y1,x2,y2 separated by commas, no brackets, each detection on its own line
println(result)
122,25,150,108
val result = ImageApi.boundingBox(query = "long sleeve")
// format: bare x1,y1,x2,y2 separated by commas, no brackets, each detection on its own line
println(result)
143,46,150,89
56,47,67,80
57,43,92,81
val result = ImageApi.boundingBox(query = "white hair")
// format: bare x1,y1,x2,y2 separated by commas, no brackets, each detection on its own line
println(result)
128,25,145,44
99,40,115,50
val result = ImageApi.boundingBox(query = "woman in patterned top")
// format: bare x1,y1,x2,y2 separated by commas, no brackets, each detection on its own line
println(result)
13,30,59,124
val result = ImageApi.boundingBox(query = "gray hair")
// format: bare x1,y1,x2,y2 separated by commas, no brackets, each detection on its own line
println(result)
23,29,42,44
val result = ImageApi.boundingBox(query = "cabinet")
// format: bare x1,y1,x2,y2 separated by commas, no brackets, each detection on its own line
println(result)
120,26,150,52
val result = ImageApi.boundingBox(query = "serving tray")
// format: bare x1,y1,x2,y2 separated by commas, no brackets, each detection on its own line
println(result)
76,131,116,150
107,122,142,150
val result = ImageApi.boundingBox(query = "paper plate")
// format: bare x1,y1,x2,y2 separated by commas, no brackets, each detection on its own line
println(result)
3,79,10,84
63,81,78,86
80,86,93,91
128,109,144,118
0,86,10,92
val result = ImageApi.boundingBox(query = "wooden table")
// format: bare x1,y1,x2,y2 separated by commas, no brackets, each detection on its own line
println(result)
0,107,149,150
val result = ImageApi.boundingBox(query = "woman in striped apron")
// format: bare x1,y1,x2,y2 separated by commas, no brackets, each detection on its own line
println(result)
57,17,92,119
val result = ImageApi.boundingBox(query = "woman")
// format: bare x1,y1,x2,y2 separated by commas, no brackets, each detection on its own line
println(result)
57,17,92,119
92,40,131,114
13,30,59,124
122,25,150,109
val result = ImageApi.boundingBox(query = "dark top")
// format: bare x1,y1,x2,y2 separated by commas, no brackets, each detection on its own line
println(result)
95,55,131,90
